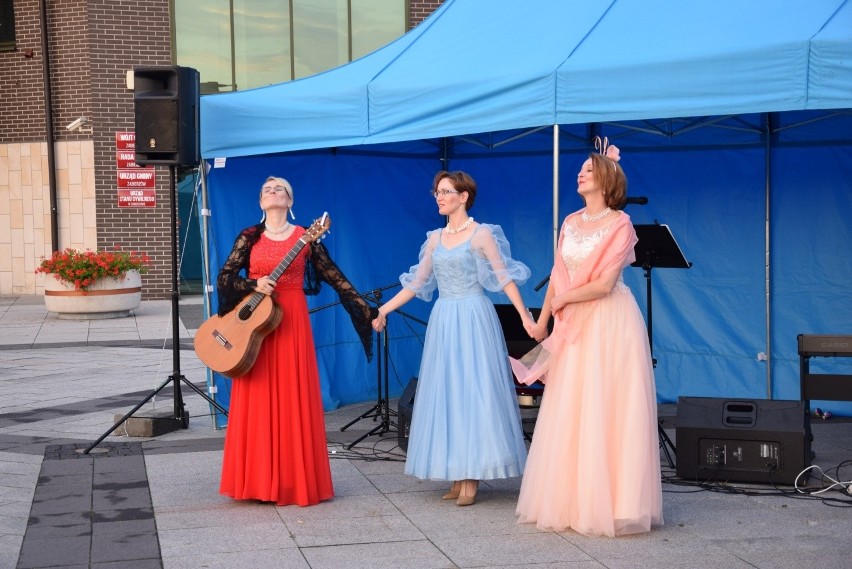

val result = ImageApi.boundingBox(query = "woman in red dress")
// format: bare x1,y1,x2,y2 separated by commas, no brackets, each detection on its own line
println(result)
216,176,375,506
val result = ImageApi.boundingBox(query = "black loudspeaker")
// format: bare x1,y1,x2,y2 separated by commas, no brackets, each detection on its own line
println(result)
134,66,200,166
676,397,813,485
397,377,418,452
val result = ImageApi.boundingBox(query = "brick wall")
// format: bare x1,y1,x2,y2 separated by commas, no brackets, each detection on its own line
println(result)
1,1,99,295
1,0,174,299
0,0,46,142
410,0,444,28
0,0,92,144
88,0,173,299
47,0,93,146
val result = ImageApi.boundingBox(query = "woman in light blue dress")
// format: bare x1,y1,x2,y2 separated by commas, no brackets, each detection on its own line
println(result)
373,170,535,506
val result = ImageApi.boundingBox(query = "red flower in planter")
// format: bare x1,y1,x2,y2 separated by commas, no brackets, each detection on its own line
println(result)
36,246,151,291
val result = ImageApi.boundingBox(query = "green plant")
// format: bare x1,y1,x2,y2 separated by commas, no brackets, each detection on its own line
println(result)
36,247,151,291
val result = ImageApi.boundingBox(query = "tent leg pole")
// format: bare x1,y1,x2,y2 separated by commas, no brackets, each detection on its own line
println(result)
552,124,559,252
764,113,773,399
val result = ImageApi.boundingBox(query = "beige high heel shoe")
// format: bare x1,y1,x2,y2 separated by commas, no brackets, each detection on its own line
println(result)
442,481,461,500
456,479,478,507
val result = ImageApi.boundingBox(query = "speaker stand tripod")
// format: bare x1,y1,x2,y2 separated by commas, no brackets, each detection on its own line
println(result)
84,165,227,454
631,222,692,469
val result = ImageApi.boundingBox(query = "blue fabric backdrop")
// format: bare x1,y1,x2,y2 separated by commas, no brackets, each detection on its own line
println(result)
196,1,852,425
199,122,852,426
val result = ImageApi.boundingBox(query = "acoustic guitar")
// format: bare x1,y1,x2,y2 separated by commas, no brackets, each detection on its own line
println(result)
194,213,331,378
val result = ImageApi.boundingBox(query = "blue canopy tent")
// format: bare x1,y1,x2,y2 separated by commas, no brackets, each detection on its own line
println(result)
198,0,852,426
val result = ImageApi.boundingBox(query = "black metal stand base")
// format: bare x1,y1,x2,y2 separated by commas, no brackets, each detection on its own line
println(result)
340,326,397,450
84,372,227,454
339,284,423,450
340,399,398,450
86,374,189,451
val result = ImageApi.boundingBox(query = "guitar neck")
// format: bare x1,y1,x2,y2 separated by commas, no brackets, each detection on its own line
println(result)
242,235,309,311
270,236,309,283
240,235,308,317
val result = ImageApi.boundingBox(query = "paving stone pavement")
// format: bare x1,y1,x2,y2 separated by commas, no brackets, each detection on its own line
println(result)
1,294,851,569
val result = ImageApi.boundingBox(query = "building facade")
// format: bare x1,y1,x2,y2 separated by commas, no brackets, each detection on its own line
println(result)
0,0,442,298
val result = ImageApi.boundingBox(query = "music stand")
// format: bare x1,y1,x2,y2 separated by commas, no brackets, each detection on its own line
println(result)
631,223,692,468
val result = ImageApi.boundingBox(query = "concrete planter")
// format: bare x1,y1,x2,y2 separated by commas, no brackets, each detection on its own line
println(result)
43,270,143,319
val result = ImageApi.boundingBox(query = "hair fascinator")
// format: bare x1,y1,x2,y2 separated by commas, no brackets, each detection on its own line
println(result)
594,136,621,163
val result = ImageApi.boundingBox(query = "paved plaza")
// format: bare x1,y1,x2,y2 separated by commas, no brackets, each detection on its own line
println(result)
0,294,850,569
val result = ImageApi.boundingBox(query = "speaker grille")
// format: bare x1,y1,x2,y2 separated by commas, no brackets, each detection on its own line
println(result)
133,66,199,166
136,98,179,152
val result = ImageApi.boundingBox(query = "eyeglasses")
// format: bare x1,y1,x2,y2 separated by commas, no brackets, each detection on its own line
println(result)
432,189,459,198
262,186,289,195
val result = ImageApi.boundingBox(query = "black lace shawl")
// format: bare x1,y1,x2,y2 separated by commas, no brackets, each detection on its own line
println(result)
216,223,376,361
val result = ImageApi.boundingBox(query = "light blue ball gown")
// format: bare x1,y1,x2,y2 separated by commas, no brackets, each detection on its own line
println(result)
401,223,529,481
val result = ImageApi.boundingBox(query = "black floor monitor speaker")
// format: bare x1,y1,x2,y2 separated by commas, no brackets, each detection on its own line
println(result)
134,66,200,166
397,377,417,452
676,397,813,485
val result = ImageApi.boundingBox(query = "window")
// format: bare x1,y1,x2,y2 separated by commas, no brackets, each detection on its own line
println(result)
0,0,15,52
172,0,406,93
351,0,406,60
292,0,349,79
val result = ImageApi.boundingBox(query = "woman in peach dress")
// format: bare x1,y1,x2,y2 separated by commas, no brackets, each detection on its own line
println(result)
513,141,663,536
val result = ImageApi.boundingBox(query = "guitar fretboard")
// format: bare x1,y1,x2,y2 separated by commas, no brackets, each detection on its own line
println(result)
269,237,309,283
237,236,309,321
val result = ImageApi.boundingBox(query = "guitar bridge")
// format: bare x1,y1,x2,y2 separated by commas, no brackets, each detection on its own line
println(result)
212,330,232,350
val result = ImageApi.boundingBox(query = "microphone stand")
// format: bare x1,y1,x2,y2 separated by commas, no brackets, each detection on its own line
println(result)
631,222,691,469
340,283,426,449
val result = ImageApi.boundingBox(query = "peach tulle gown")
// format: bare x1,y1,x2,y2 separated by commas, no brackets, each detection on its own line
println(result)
514,212,663,536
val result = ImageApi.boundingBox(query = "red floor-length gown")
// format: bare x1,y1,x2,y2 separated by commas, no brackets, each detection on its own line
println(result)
219,228,333,506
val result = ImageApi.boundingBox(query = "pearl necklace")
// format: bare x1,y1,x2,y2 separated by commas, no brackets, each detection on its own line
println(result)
265,221,291,234
582,207,612,222
445,216,474,234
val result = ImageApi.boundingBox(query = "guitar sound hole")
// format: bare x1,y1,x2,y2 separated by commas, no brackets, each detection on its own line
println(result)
237,306,253,321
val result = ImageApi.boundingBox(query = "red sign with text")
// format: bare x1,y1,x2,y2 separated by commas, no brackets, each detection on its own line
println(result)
117,169,156,188
116,151,150,169
118,189,157,208
115,131,135,150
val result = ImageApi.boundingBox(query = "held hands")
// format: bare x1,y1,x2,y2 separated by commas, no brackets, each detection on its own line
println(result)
372,310,387,332
521,311,548,342
530,321,549,343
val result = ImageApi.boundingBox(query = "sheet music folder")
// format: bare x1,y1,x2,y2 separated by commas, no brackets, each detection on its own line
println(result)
631,224,692,269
